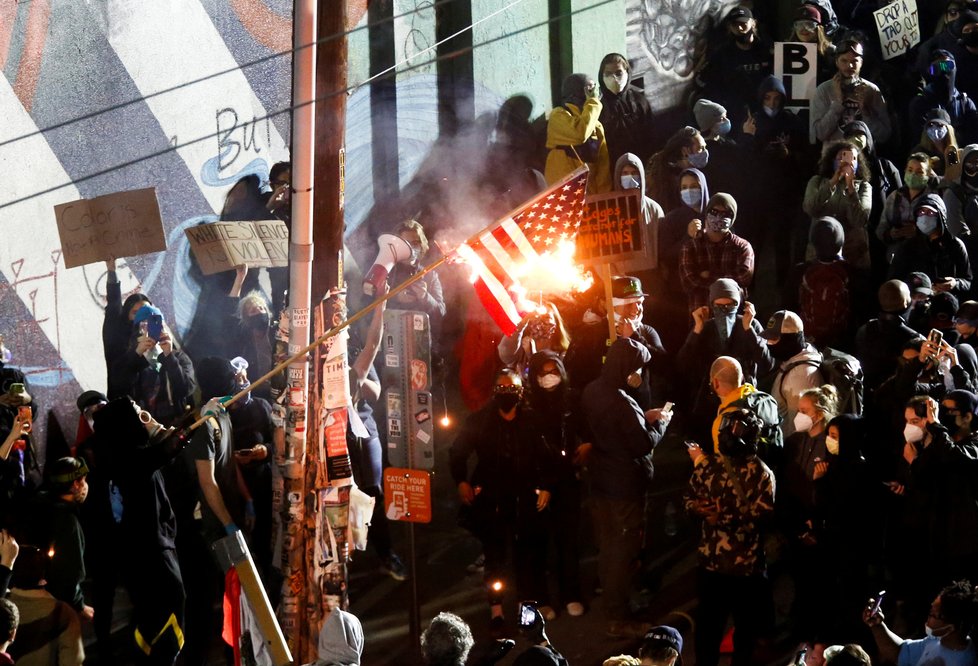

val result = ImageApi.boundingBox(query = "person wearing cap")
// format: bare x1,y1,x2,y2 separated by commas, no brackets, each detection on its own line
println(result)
684,407,775,666
890,193,972,298
638,625,683,666
955,300,978,354
879,153,942,262
545,73,612,194
597,52,655,167
910,51,978,146
678,279,774,443
679,192,755,310
582,338,669,638
107,303,197,428
788,4,837,83
762,311,826,438
811,37,891,145
803,140,873,270
914,108,964,179
695,6,773,131
855,280,920,386
565,275,668,409
907,271,941,334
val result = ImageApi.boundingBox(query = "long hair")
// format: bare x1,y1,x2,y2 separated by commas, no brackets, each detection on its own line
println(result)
818,141,871,180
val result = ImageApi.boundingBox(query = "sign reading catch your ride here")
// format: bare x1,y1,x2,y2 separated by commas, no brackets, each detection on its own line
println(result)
383,468,432,524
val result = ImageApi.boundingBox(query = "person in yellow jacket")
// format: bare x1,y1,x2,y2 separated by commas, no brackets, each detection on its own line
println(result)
545,73,613,194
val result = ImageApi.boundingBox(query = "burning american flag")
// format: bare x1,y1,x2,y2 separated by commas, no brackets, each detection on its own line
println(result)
455,168,591,335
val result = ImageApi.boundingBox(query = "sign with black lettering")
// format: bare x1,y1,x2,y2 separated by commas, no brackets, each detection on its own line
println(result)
54,187,166,269
774,42,817,113
185,219,289,275
575,191,642,263
875,0,919,60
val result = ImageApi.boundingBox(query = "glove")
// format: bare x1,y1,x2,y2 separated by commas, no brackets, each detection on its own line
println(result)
201,396,230,418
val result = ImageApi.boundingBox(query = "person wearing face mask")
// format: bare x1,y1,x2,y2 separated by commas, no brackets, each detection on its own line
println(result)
777,384,839,639
647,127,709,213
865,580,978,666
915,109,964,179
497,302,571,378
597,53,655,167
813,414,887,643
954,300,978,355
545,73,612,194
890,194,973,299
804,141,873,270
740,75,810,281
582,338,669,638
225,274,276,401
880,154,941,262
526,352,588,618
945,144,978,271
101,257,153,376
855,280,921,386
613,153,665,284
811,39,891,145
679,280,775,443
951,10,978,101
761,311,825,438
694,6,773,132
679,193,755,310
108,304,197,428
910,51,978,146
692,99,740,201
449,370,556,636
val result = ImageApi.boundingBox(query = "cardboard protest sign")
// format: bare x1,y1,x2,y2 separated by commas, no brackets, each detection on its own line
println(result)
185,219,289,275
875,0,919,60
54,187,166,269
575,191,643,264
774,42,817,113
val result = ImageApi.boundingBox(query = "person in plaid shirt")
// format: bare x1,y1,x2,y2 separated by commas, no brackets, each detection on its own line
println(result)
685,407,776,666
679,193,755,311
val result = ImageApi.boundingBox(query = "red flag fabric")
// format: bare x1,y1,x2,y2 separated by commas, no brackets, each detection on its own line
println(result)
457,168,589,335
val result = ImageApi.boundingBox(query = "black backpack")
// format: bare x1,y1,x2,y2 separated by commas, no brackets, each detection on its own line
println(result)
779,348,864,416
727,390,783,463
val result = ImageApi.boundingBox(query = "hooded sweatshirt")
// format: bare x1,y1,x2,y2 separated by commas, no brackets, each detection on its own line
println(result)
582,338,664,499
598,55,655,166
614,152,664,273
908,52,978,145
889,192,973,296
660,168,710,278
749,76,806,161
314,610,363,666
545,74,612,193
944,143,978,239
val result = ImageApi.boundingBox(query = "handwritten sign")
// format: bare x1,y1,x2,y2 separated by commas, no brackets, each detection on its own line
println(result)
185,219,289,275
383,468,432,523
54,188,166,269
576,191,643,264
875,0,919,60
774,42,817,113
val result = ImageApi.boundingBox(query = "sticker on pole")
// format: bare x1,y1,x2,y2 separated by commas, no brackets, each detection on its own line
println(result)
383,468,432,523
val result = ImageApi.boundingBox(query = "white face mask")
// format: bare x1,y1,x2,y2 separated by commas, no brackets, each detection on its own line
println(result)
925,623,953,638
537,374,561,390
904,423,925,443
620,174,640,190
794,412,814,433
626,371,642,388
825,435,840,455
603,72,627,94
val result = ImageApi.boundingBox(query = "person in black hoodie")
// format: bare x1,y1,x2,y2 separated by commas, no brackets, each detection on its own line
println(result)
909,50,978,145
91,399,188,666
889,193,973,299
449,369,557,635
855,280,922,387
582,337,669,638
101,258,152,376
597,52,655,167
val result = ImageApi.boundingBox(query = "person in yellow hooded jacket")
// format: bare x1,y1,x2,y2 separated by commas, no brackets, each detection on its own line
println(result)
545,73,612,194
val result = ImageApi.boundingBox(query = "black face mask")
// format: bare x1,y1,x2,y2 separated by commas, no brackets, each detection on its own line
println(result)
735,32,753,45
494,392,521,412
770,333,805,361
962,31,978,48
939,408,960,431
247,311,270,330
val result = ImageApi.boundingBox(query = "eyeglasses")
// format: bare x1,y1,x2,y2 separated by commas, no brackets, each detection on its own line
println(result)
794,20,818,32
929,60,956,76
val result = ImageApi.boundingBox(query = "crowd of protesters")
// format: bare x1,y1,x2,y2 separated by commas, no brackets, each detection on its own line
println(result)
4,0,978,664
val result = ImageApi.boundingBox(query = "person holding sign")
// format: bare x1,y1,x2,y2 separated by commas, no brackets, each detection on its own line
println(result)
811,38,891,145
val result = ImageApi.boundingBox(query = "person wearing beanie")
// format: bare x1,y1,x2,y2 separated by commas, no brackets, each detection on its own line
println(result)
889,193,972,299
313,609,364,666
679,192,755,311
693,99,741,200
740,74,809,282
695,5,773,132
803,140,873,270
909,50,978,146
914,107,963,178
811,37,891,145
597,52,655,166
854,280,922,385
678,278,775,444
545,73,611,193
783,216,871,349
693,99,728,140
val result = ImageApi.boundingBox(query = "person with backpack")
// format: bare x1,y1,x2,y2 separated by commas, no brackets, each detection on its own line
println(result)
706,357,783,465
783,216,871,351
760,311,825,438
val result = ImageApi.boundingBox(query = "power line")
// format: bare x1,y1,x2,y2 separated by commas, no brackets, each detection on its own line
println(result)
0,0,617,211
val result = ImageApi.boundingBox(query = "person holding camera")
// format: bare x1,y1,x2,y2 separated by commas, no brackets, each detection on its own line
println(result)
684,408,775,666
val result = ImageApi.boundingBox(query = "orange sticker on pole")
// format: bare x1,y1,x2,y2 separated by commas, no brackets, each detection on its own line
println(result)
383,468,432,524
